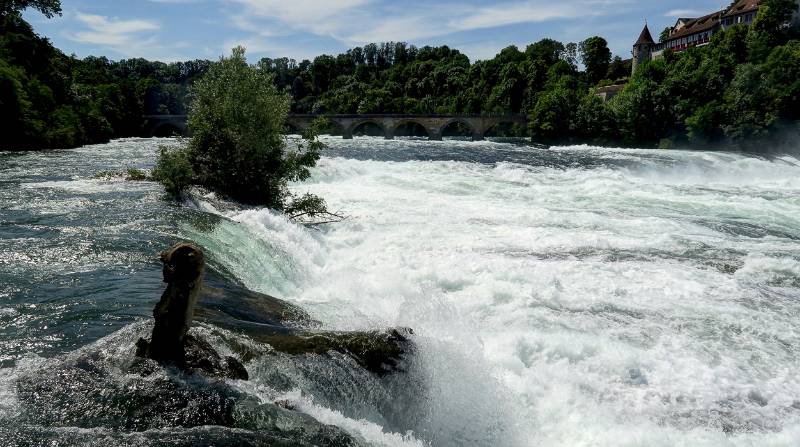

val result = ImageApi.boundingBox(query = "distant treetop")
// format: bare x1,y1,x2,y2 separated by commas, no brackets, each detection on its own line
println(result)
1,0,62,18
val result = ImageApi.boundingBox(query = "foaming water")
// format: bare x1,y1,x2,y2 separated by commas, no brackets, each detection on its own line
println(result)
2,137,800,446
205,137,800,445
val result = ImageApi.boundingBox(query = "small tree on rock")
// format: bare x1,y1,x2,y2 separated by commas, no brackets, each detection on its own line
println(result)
154,47,329,219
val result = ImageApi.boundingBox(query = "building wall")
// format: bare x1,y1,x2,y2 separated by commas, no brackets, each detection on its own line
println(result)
632,44,652,74
721,11,757,27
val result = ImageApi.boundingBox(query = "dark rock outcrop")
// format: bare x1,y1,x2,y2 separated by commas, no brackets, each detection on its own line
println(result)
135,242,248,380
196,272,413,376
136,242,413,379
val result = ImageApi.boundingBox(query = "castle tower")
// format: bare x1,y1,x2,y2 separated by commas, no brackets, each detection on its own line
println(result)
632,24,655,75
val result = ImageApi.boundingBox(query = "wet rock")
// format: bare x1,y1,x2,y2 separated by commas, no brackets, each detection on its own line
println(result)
183,334,249,380
136,242,248,379
136,242,413,381
196,271,413,376
11,346,365,446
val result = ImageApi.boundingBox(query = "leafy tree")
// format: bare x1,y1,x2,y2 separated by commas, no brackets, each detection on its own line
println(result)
152,145,194,196
526,39,565,66
752,0,798,36
660,27,673,43
609,59,673,144
1,0,61,17
0,59,33,148
529,61,582,140
575,93,616,141
157,47,326,215
579,36,612,85
747,0,799,61
563,43,579,67
606,56,630,81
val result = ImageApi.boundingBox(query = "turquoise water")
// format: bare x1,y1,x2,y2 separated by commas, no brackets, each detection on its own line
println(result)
2,137,800,446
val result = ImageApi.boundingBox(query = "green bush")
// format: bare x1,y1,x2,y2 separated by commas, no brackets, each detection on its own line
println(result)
125,167,149,181
152,146,194,196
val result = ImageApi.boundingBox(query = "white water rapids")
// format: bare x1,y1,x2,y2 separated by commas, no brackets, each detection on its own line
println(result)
2,137,800,446
185,137,800,446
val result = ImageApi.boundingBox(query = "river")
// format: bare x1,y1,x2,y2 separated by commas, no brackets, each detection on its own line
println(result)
1,137,800,446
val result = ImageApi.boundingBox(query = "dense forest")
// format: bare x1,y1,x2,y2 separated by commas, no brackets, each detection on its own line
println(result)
1,0,799,150
260,0,799,148
0,1,210,150
260,40,629,118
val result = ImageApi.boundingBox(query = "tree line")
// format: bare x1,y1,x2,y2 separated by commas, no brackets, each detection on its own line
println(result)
2,0,798,150
260,39,627,120
0,1,210,150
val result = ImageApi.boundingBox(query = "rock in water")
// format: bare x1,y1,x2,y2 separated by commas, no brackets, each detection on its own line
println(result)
136,242,248,380
136,242,413,379
196,271,414,376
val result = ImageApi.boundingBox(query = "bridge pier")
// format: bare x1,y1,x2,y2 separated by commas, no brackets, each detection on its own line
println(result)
472,133,485,141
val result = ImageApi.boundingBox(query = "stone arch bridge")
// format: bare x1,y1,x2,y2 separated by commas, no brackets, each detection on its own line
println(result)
143,115,189,138
287,114,527,141
144,114,527,141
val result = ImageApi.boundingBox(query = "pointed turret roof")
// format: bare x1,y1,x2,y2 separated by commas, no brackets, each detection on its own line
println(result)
635,24,655,45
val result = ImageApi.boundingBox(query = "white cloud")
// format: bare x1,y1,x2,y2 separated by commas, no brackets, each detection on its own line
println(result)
228,0,617,48
228,0,372,36
66,12,192,61
664,9,703,18
453,2,586,31
70,12,159,50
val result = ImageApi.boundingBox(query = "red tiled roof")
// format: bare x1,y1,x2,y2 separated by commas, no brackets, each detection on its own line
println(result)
635,24,655,45
722,0,761,18
666,10,724,41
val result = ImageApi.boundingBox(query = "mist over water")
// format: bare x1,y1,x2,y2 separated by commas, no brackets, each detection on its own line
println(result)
2,137,800,446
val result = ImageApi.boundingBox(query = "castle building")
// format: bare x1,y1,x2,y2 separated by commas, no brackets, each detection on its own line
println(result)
631,24,655,74
632,0,768,74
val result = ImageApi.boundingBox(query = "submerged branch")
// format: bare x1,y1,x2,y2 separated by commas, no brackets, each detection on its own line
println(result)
289,210,350,228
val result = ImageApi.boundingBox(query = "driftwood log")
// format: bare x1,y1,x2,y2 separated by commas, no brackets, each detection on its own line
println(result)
136,242,411,379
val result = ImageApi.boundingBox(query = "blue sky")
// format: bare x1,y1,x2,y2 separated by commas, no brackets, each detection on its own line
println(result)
24,0,731,63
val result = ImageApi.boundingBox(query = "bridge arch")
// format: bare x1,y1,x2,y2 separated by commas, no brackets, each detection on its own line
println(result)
441,119,478,139
392,120,431,138
347,120,387,138
151,122,185,138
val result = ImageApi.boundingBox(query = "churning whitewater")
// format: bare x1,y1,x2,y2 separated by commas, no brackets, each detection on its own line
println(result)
2,137,800,446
